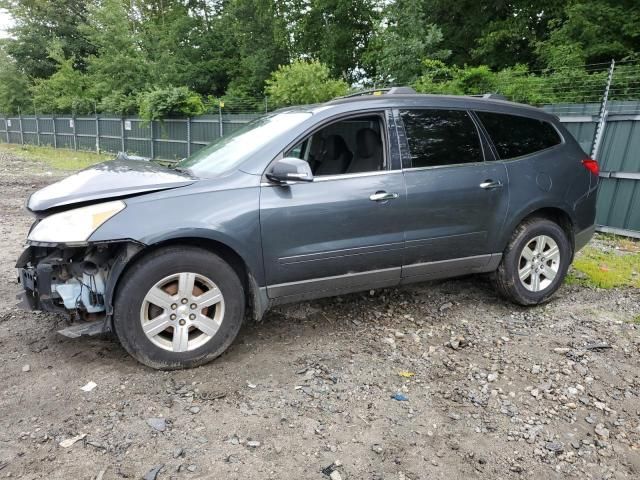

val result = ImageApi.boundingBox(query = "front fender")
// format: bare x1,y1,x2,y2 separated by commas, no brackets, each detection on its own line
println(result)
89,186,264,285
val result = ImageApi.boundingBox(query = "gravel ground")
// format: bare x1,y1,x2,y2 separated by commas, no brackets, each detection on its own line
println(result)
0,148,639,480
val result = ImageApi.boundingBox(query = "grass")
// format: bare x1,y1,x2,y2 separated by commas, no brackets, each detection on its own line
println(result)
567,235,640,289
0,143,111,171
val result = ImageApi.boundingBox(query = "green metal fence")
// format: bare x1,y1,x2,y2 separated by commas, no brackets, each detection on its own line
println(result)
0,113,261,161
543,101,640,238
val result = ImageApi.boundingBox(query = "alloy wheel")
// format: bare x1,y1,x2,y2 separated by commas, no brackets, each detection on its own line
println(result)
140,272,225,352
518,235,561,292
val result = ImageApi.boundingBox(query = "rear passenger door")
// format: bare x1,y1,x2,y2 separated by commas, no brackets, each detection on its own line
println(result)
398,108,509,279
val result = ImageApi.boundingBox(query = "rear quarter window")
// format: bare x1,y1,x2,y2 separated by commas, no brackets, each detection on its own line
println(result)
476,111,562,159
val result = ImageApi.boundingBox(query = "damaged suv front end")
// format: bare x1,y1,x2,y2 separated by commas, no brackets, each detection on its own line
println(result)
16,157,194,337
17,239,144,336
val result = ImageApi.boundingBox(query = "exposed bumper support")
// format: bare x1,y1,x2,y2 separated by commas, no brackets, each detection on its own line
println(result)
16,241,144,336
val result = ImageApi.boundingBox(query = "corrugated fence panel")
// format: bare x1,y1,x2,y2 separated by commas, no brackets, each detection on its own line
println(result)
98,117,123,154
594,102,640,234
152,119,188,160
21,117,38,145
124,118,151,158
564,122,597,154
542,102,640,236
76,118,97,151
7,117,21,144
38,118,54,147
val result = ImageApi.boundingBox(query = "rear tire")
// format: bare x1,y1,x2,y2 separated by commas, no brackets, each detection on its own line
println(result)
114,246,244,369
493,217,571,305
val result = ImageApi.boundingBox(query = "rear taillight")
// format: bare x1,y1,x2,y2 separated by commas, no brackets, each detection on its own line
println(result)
582,158,599,176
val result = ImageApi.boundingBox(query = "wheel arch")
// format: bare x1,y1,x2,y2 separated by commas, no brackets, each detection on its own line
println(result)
500,204,576,257
106,236,269,329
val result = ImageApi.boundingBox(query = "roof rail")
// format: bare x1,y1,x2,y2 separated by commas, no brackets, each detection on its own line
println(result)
338,86,417,99
469,93,508,101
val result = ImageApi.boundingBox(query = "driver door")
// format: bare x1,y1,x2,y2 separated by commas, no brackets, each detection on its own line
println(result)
259,112,406,299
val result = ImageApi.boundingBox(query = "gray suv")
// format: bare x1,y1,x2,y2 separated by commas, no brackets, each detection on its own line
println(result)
17,89,599,369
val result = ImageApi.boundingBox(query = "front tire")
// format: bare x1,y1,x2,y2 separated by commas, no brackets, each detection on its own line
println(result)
493,217,571,305
114,246,245,369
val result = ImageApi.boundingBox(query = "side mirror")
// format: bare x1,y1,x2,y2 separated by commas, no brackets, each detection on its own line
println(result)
266,157,314,184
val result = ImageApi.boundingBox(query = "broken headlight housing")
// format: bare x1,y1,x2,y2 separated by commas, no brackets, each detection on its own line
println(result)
28,200,126,244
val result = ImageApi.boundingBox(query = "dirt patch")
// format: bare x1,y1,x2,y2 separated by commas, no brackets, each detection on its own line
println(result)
0,149,639,479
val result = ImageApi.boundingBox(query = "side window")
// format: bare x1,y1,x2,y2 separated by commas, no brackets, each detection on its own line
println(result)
476,111,562,159
400,109,483,168
285,115,386,176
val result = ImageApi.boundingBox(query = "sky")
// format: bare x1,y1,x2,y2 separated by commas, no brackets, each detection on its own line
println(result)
0,8,14,38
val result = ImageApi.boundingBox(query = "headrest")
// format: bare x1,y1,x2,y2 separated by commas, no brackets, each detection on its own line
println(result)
356,128,381,158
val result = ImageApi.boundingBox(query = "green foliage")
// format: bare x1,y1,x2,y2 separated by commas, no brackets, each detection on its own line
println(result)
221,0,290,97
289,0,379,83
414,59,611,105
265,60,349,106
0,45,31,114
537,1,640,67
1,0,640,116
82,0,150,111
568,244,640,289
138,87,205,121
0,0,96,79
365,0,450,85
30,44,94,114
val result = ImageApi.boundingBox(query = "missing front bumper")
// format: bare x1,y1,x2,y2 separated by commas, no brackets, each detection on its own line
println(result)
16,241,144,336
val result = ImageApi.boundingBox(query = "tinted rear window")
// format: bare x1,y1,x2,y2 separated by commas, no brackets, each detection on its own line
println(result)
476,111,562,159
400,109,483,168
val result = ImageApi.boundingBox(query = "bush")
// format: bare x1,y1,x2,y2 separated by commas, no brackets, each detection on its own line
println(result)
138,87,205,121
99,91,139,116
413,59,609,105
265,60,348,106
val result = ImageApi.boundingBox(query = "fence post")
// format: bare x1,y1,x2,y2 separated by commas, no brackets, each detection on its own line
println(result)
264,96,268,113
150,120,155,159
120,117,126,153
72,114,78,150
18,109,24,145
52,114,57,148
95,113,100,154
591,59,615,161
186,117,192,157
4,116,9,143
35,113,40,146
218,104,223,137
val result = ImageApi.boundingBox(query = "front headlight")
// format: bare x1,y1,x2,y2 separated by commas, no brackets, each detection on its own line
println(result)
28,200,126,243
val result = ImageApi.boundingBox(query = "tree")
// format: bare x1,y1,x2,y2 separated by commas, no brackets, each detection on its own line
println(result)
537,0,640,67
422,0,566,70
265,60,348,106
30,44,93,113
82,0,150,114
0,44,31,114
222,0,290,97
364,0,450,85
0,0,96,79
289,0,379,83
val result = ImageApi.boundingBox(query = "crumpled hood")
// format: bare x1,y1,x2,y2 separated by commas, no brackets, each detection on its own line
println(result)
28,158,196,213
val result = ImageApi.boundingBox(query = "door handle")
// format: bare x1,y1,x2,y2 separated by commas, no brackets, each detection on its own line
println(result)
369,191,399,202
479,180,504,190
